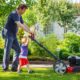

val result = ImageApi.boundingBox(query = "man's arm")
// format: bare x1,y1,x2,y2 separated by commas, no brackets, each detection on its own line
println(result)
23,23,30,32
15,21,30,33
16,21,35,39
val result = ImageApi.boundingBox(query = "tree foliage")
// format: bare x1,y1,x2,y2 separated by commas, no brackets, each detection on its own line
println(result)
33,0,76,28
23,9,37,27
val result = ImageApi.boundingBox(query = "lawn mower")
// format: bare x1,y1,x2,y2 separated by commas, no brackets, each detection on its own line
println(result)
29,35,80,74
29,35,67,74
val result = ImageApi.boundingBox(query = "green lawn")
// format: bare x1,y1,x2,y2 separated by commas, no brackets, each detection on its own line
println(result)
0,67,80,80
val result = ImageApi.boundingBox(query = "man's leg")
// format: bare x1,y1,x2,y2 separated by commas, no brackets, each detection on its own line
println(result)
2,37,13,71
11,38,21,71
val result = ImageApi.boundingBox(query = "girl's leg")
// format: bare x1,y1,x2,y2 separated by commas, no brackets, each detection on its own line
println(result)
17,60,22,73
17,65,21,73
26,64,31,73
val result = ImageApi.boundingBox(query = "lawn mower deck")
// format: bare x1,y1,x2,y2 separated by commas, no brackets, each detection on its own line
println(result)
66,56,80,73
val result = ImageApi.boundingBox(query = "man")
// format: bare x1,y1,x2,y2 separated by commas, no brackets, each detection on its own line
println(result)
2,4,32,71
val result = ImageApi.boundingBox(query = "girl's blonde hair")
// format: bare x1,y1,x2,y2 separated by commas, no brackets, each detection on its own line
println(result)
21,36,27,44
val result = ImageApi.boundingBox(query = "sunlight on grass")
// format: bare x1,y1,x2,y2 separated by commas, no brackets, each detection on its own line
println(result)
33,68,49,70
0,72,18,77
0,67,80,80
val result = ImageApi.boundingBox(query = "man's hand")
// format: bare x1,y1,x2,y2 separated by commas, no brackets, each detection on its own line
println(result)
29,32,35,40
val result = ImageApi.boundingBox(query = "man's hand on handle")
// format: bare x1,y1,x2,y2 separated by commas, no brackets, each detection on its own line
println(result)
16,21,35,39
28,32,35,40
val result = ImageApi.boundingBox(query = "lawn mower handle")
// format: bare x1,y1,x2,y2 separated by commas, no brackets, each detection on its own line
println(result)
29,37,59,60
29,37,67,74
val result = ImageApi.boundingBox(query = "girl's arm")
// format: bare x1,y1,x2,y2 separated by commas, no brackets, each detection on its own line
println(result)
25,37,29,46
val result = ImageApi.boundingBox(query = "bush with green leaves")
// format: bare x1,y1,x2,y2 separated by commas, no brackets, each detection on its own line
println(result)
0,37,4,48
0,48,4,61
22,9,37,27
28,34,58,59
0,37,4,61
58,32,80,60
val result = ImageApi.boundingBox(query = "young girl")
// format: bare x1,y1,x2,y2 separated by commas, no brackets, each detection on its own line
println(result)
17,36,32,73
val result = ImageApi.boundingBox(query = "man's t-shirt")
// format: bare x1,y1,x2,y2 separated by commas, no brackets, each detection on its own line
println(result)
5,10,24,37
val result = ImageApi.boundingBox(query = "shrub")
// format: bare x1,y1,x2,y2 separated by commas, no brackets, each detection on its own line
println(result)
0,37,4,61
28,34,58,58
58,32,80,59
0,48,4,61
59,51,70,60
0,37,4,48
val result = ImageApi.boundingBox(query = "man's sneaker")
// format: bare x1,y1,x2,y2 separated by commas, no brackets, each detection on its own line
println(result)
3,69,9,72
11,68,17,72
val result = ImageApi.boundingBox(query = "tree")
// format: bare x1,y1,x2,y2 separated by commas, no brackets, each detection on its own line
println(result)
33,0,76,32
0,0,22,29
22,9,37,27
57,0,76,33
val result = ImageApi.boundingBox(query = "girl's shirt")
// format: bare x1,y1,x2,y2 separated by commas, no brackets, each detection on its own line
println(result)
19,44,28,58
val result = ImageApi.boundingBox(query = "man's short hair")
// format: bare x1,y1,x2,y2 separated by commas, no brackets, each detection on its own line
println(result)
17,4,28,10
